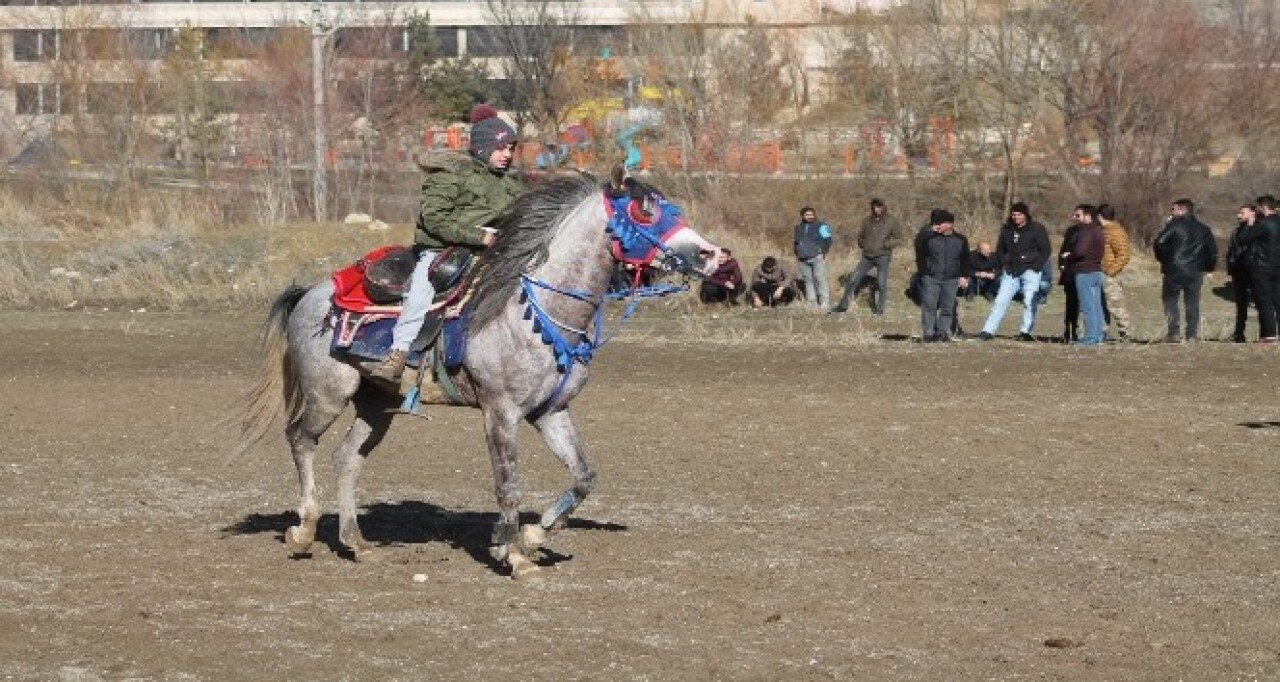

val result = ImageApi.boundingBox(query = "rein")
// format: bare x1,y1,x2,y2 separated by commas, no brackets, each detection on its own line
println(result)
520,190,690,418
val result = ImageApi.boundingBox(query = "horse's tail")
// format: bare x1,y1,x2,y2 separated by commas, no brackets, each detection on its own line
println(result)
237,284,310,457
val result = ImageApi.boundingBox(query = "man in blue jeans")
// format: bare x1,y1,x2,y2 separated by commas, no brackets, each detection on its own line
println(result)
977,202,1052,341
1063,205,1106,345
793,206,832,308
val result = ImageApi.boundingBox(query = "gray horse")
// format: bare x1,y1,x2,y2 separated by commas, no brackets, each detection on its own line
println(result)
241,172,719,578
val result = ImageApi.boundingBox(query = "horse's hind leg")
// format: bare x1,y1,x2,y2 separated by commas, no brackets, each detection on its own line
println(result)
332,388,397,560
284,401,345,556
521,408,596,556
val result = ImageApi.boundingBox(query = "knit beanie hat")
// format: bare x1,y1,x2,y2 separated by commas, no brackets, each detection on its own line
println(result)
468,104,518,159
930,208,955,225
469,103,498,124
1010,201,1031,217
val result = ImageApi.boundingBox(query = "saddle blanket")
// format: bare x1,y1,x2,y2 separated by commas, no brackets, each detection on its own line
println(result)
330,309,469,370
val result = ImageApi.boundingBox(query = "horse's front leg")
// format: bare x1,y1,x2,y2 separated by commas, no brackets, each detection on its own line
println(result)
526,409,596,556
483,402,537,578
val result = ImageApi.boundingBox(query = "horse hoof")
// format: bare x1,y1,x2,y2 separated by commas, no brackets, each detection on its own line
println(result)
284,526,314,554
508,551,541,581
490,544,509,563
517,524,547,554
350,545,380,563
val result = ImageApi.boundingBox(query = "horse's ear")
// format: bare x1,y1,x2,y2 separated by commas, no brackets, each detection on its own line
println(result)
609,163,626,191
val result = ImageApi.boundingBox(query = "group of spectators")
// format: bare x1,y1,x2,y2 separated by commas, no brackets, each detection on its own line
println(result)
699,195,1280,345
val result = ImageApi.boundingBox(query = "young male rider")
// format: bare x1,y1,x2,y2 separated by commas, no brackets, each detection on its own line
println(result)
371,104,524,382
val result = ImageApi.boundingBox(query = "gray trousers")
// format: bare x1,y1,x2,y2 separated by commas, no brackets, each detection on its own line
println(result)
921,275,959,338
1161,273,1203,340
796,255,829,306
837,253,892,312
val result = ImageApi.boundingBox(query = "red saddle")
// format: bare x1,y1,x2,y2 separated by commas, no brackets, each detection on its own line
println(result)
331,246,472,314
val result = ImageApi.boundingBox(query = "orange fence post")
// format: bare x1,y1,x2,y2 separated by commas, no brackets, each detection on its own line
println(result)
843,144,855,174
663,145,681,170
446,127,462,150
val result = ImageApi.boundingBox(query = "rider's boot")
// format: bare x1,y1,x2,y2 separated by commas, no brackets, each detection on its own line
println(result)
371,349,408,383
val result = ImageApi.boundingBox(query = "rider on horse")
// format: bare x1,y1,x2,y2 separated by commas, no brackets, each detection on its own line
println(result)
371,104,525,383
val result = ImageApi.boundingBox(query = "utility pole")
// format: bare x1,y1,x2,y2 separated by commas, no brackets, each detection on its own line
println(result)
307,3,335,222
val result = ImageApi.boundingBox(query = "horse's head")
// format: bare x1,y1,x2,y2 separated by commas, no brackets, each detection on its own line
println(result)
605,167,719,280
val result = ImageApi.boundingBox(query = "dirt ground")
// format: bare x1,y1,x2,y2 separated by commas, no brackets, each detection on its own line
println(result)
0,308,1277,681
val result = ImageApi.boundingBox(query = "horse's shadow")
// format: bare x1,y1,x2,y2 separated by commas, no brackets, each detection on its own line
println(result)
222,502,627,574
1239,421,1280,430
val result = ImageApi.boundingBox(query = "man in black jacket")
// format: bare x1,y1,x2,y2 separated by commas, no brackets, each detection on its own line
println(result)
977,202,1052,341
1226,204,1259,342
916,209,971,342
1238,195,1280,342
1153,198,1218,343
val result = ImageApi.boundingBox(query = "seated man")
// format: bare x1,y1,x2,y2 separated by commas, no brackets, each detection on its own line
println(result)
609,261,652,293
750,256,795,308
967,240,1000,301
700,248,744,304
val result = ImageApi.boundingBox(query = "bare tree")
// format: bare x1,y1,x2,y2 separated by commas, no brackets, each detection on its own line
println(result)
330,12,433,213
1041,0,1218,242
939,0,1055,213
1213,0,1280,178
481,0,584,138
158,25,229,177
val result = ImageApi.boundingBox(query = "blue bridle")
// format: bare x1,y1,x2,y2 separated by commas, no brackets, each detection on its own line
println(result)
519,188,691,418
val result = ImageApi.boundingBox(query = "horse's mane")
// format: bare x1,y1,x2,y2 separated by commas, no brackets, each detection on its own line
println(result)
468,172,601,333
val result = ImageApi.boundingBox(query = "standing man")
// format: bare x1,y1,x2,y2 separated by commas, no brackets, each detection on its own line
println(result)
915,209,971,342
1153,198,1218,343
832,198,903,315
1238,195,1280,343
793,206,833,308
1056,205,1091,343
1064,206,1106,345
371,104,523,382
977,202,1052,341
1098,204,1132,341
1226,204,1259,342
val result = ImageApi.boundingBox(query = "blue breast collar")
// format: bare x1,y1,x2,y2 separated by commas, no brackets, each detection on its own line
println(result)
518,190,689,418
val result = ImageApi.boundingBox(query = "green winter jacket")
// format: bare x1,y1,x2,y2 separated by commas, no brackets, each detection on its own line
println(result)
414,151,524,252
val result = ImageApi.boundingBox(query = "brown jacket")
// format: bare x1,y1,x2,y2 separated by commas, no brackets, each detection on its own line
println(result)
1101,219,1131,277
751,261,793,289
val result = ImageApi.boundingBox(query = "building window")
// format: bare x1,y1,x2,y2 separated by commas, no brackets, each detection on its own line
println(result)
465,26,515,58
15,83,64,115
77,29,171,60
334,27,403,58
13,30,58,62
420,27,459,59
205,27,278,59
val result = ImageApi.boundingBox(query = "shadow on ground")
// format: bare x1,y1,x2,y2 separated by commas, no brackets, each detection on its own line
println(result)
222,502,627,573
